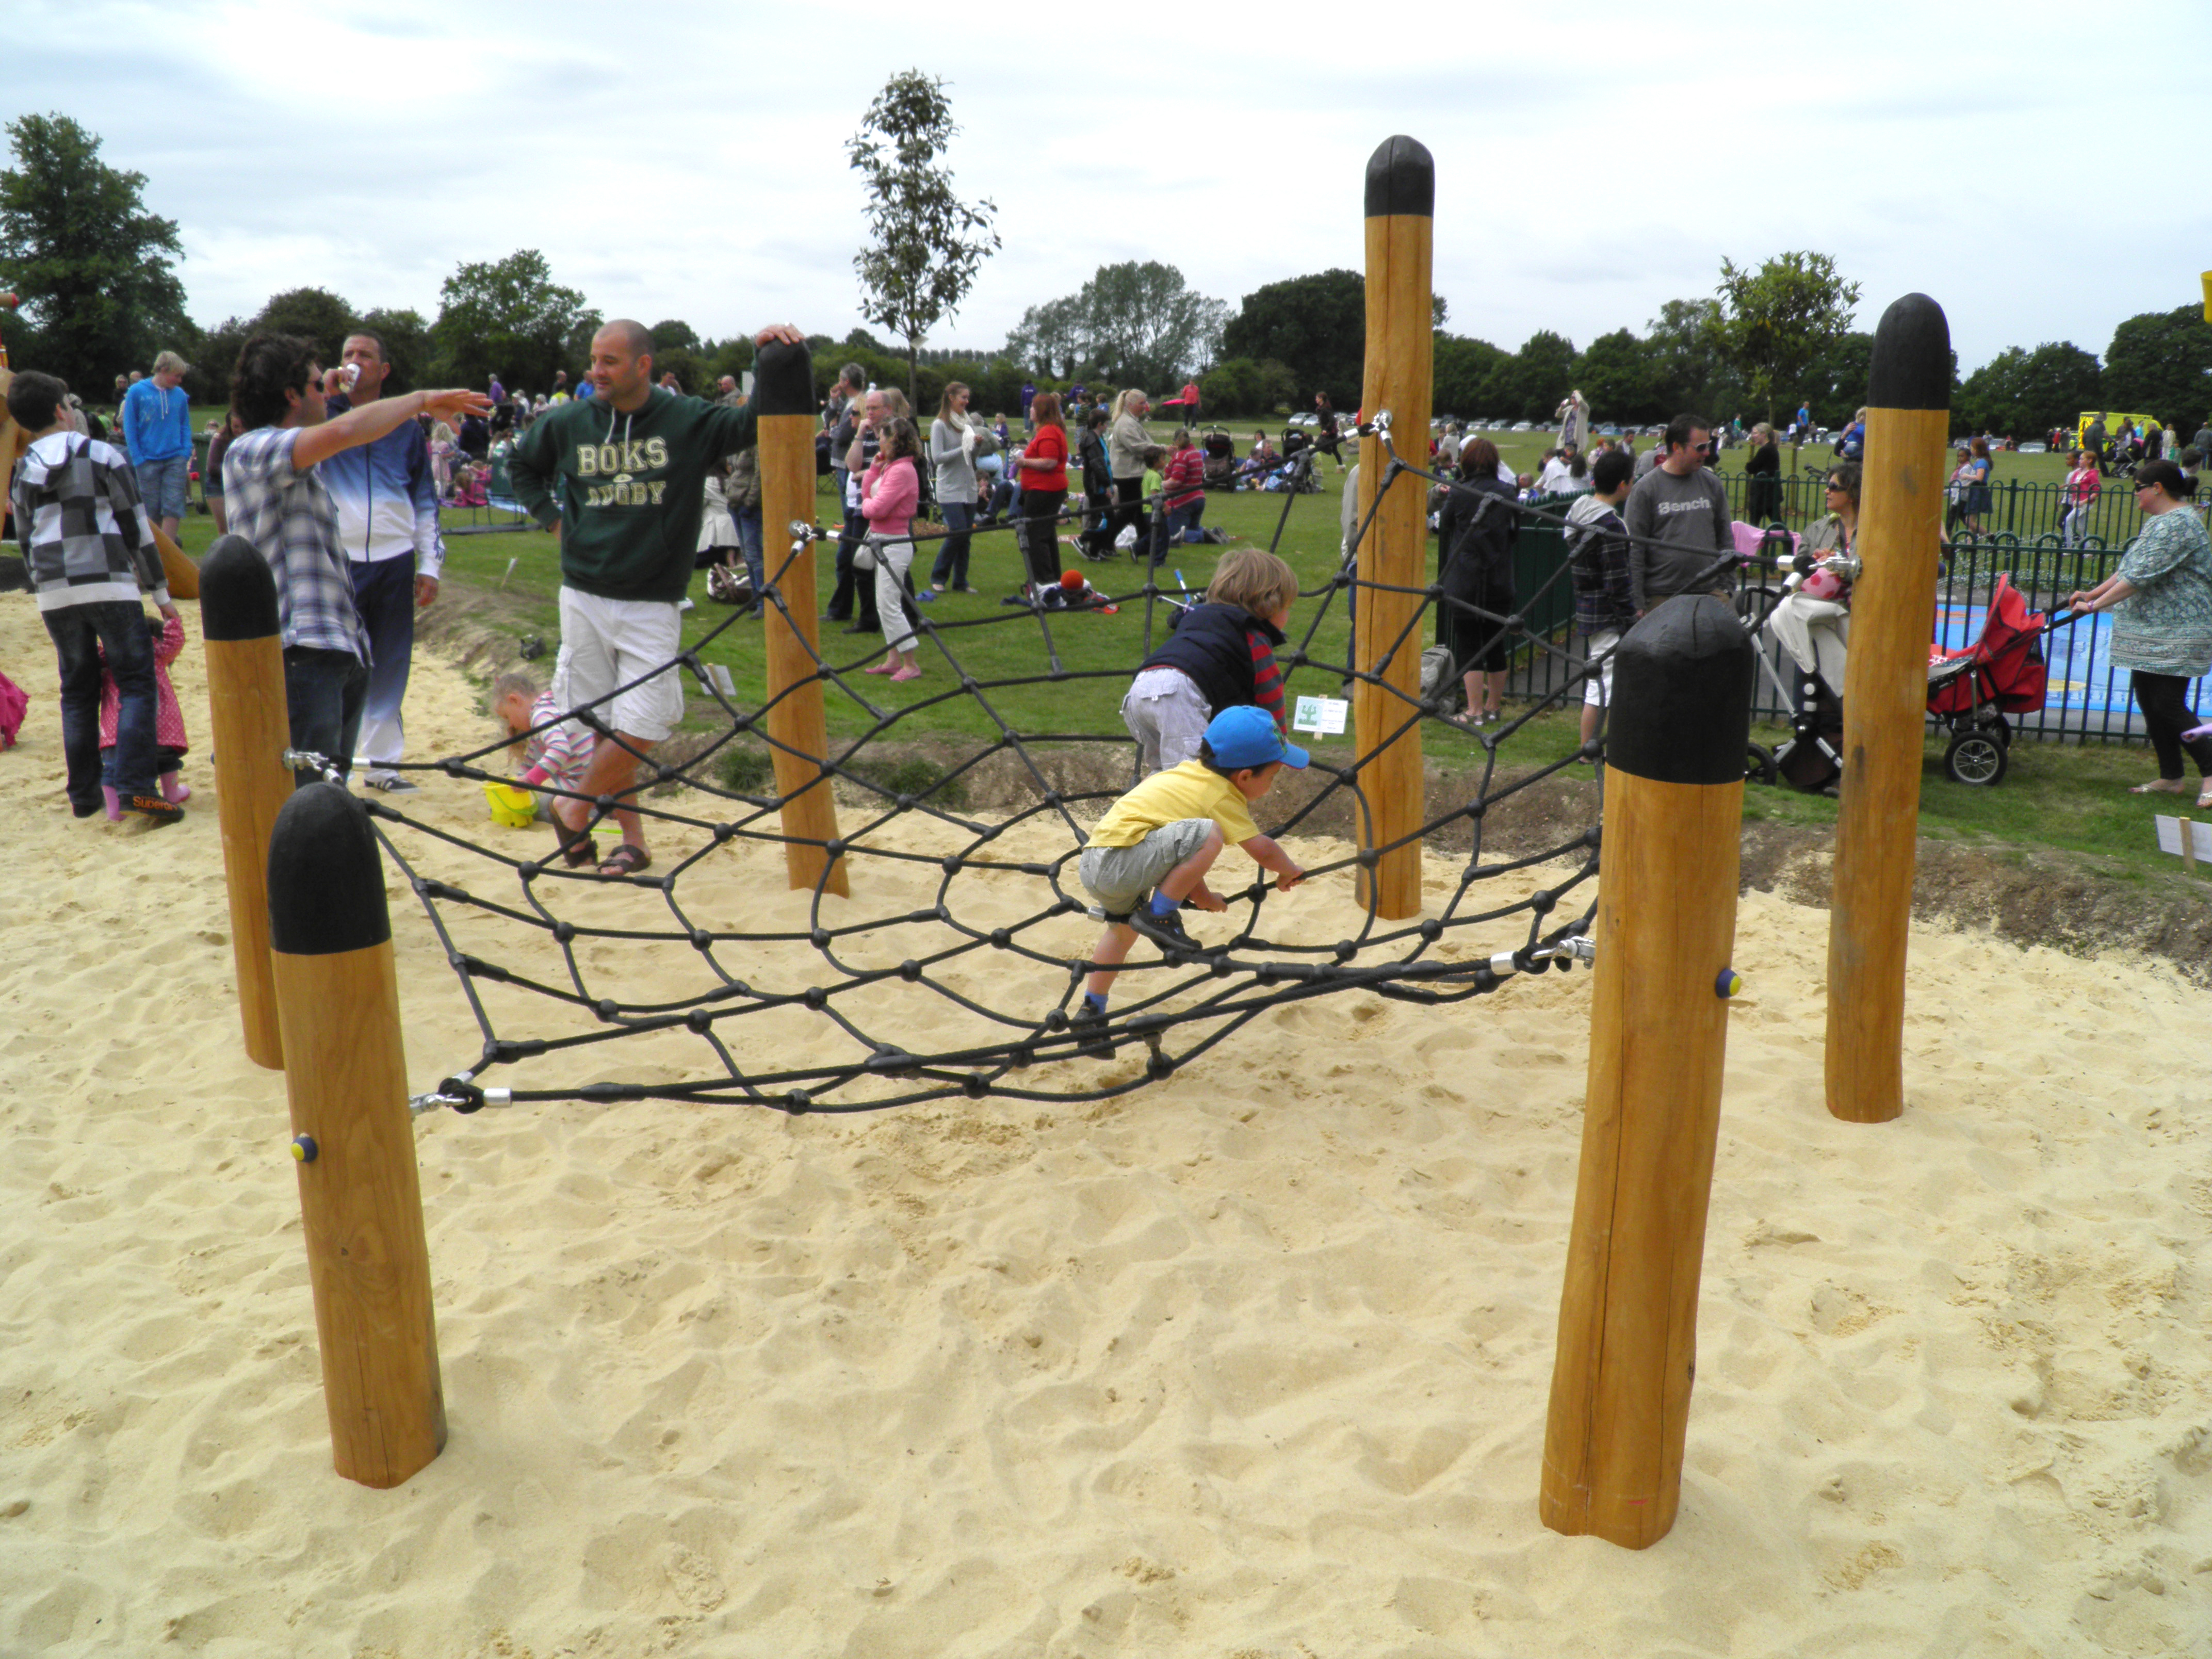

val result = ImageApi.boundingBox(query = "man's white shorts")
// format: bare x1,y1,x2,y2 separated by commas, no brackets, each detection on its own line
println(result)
1582,628,1620,709
555,587,685,743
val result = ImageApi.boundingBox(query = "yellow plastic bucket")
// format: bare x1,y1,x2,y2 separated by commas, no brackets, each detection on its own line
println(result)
483,779,538,828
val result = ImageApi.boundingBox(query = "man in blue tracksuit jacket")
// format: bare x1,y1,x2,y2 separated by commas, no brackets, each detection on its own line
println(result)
320,330,445,793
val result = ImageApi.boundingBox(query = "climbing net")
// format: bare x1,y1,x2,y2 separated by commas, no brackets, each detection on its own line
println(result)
345,424,1691,1118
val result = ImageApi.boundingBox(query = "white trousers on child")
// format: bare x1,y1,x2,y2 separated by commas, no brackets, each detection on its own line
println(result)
1120,666,1210,775
872,539,916,654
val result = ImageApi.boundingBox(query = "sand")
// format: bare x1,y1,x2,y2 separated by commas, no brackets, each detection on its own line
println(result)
4,594,2210,1659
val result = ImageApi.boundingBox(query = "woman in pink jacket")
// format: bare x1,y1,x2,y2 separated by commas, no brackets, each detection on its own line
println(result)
860,417,925,682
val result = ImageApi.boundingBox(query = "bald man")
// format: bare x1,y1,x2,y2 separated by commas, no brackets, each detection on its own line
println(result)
508,317,800,876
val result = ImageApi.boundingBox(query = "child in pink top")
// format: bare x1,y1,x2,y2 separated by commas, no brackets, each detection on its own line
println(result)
98,610,191,819
2060,448,2102,548
859,416,924,682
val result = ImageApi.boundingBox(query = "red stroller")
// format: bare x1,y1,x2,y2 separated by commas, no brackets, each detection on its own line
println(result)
1925,573,2052,786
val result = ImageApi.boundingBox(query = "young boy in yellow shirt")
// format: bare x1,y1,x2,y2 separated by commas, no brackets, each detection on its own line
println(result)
1070,704,1307,1056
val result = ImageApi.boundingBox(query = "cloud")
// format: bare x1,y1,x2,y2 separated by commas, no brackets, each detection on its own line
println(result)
9,0,2209,376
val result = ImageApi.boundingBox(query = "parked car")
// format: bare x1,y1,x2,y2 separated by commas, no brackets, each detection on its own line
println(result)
1510,420,1536,433
2019,441,2048,454
1288,412,1318,428
1596,423,1622,437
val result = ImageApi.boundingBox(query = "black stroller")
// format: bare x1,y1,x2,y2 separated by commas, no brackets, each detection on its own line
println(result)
1200,427,1237,489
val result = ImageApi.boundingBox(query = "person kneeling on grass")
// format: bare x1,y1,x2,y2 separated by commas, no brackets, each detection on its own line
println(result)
1068,705,1308,1057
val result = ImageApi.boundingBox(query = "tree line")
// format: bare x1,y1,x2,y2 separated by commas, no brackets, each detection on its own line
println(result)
7,107,2208,445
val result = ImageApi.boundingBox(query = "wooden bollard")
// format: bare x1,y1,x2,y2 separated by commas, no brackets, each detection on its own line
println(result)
1353,134,1434,920
268,783,444,1488
1825,295,1951,1125
753,339,848,897
200,535,291,1069
1541,594,1753,1549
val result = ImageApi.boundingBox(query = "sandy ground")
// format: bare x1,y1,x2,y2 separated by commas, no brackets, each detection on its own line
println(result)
4,594,2210,1659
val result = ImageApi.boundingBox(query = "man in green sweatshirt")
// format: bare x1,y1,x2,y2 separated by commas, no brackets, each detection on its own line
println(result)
509,317,801,876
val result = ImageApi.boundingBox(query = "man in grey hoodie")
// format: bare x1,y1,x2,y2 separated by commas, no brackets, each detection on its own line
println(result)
1623,413,1733,611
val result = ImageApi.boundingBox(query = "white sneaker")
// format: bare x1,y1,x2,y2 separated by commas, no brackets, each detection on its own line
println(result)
362,770,420,795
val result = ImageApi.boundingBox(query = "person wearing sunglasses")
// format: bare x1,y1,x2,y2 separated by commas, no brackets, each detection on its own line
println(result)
1624,412,1734,613
2067,460,2212,807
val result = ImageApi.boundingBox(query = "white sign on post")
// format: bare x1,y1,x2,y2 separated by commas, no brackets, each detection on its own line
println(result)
2153,815,2212,873
1292,695,1349,737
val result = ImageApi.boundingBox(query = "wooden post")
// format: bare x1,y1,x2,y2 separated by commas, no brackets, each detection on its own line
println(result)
152,522,200,599
1825,295,1951,1125
1541,595,1753,1549
1353,134,1434,920
753,339,848,898
267,783,444,1488
200,535,291,1070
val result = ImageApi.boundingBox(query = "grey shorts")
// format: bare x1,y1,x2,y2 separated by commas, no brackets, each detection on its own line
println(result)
1119,666,1210,776
1079,817,1217,917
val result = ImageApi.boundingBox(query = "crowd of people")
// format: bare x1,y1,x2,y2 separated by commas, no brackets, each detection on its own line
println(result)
11,323,2209,869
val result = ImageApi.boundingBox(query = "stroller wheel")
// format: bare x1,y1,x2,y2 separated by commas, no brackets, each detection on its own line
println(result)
1944,728,2008,787
1744,742,1779,787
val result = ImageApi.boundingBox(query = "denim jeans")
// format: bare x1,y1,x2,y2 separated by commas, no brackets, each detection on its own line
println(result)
349,555,417,770
283,646,369,790
732,505,766,609
44,600,158,811
930,500,974,589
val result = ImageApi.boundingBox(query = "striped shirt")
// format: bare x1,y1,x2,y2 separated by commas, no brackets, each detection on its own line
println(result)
222,426,371,662
11,431,168,614
519,691,594,793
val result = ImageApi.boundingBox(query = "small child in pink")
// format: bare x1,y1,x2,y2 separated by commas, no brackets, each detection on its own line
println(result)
98,611,190,820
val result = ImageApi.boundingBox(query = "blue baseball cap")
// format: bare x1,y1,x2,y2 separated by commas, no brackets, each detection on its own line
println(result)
1206,705,1308,772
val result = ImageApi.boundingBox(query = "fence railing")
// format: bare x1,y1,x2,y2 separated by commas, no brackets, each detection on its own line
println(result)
1504,525,2200,746
1713,467,2150,549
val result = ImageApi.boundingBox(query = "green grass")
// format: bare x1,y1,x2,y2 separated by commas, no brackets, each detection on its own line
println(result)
166,424,2207,900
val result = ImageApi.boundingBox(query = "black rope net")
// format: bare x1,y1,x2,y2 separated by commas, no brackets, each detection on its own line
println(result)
342,424,1716,1119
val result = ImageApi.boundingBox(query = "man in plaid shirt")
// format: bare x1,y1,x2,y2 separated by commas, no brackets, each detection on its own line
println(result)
221,333,487,788
8,369,182,824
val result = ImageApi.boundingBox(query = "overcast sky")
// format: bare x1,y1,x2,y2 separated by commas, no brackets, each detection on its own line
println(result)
12,1,2209,380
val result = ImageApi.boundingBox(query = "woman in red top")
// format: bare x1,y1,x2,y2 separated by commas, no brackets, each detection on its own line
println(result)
1015,391,1069,600
1155,428,1207,564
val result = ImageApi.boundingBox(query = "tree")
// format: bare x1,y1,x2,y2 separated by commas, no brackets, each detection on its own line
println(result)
431,250,592,392
1004,295,1084,379
1199,356,1299,420
847,70,1000,406
2102,307,2212,426
1477,331,1576,424
1574,329,1661,425
1014,262,1226,392
1708,251,1862,426
1798,329,1875,431
1219,269,1364,408
1958,341,2101,441
0,113,186,394
355,306,432,393
256,287,359,367
1432,334,1506,419
1645,298,1732,419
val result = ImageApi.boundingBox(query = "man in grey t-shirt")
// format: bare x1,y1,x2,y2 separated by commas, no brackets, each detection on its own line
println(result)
1623,414,1733,611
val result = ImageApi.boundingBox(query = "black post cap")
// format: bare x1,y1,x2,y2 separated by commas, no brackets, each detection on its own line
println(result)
1606,595,1754,786
753,339,815,418
1364,136,1435,219
1865,294,1950,413
267,783,393,955
199,534,279,641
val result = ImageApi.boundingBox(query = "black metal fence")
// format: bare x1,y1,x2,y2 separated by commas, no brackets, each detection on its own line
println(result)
1504,524,2201,745
1712,467,2150,550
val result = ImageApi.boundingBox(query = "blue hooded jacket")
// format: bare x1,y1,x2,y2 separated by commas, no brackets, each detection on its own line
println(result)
320,394,445,574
